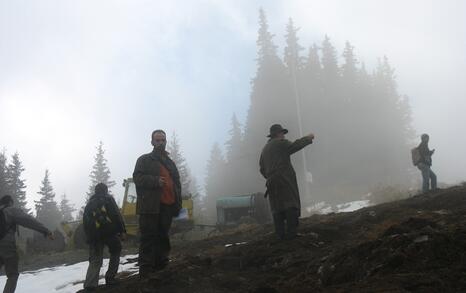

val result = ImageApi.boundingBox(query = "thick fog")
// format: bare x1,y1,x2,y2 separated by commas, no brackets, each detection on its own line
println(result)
0,0,465,216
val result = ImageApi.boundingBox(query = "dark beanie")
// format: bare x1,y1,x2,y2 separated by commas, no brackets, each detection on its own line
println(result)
94,183,108,195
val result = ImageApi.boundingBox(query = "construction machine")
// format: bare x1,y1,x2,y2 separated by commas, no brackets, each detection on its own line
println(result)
216,193,270,227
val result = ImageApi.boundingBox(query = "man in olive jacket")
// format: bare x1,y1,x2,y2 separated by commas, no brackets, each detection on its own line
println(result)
260,124,314,240
133,130,182,280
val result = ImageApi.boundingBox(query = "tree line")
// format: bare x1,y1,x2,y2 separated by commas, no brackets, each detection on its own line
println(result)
0,135,200,232
203,9,415,218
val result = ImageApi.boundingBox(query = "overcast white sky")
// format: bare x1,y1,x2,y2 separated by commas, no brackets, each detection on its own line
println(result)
1,0,465,212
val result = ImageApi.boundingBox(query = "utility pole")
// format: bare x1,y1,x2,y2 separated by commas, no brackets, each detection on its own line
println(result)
290,55,312,200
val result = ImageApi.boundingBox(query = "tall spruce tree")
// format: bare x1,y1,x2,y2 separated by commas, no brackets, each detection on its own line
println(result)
204,143,226,222
86,141,116,198
0,150,9,197
341,41,358,89
242,9,289,195
167,132,192,197
284,18,304,72
35,169,62,230
7,152,29,213
225,114,243,163
321,35,339,82
257,8,278,65
59,193,75,222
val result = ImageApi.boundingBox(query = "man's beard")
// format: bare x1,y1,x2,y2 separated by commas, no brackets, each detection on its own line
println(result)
154,143,166,151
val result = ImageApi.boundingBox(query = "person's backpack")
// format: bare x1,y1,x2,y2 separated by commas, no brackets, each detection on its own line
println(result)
83,197,115,242
411,147,421,166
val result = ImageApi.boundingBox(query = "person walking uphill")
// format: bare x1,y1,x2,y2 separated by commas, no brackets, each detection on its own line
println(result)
83,183,126,292
415,134,437,193
0,195,54,293
133,130,182,283
260,124,314,241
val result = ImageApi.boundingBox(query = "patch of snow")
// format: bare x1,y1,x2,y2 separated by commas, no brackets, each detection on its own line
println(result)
0,254,138,293
306,200,370,215
336,200,370,213
224,242,247,248
306,202,333,215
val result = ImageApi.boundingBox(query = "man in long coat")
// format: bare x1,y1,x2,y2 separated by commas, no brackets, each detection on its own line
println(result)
260,124,314,240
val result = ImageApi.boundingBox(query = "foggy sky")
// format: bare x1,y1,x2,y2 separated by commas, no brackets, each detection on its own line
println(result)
0,0,465,212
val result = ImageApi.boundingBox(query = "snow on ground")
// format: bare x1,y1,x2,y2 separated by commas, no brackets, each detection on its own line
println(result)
0,254,138,293
336,200,371,213
306,199,371,215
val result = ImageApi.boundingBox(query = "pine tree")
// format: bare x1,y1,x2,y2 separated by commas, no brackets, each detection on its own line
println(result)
59,193,75,222
321,35,339,81
341,41,358,87
305,44,321,79
225,114,243,163
204,143,226,222
86,141,116,198
35,170,62,230
0,150,9,197
242,9,291,195
7,152,29,213
284,18,304,72
167,132,191,197
257,8,278,65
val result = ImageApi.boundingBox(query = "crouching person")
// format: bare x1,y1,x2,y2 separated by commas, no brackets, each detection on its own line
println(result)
83,183,126,292
0,195,54,293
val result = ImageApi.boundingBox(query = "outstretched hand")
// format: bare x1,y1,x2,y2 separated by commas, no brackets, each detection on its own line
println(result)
46,232,55,240
307,133,315,141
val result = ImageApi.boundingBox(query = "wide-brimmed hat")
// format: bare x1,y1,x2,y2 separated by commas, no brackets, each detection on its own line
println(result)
267,124,288,137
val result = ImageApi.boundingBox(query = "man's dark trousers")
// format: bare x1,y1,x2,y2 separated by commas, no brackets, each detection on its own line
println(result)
139,204,173,277
0,253,19,293
83,235,122,289
272,207,299,240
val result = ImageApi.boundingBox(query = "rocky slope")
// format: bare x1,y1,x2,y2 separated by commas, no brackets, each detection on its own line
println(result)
82,186,466,293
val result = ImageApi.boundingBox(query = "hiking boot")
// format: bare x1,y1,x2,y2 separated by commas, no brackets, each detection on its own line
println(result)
105,277,120,286
154,258,169,271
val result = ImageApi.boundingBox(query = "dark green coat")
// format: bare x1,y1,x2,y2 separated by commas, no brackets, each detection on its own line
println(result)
133,150,182,215
259,137,313,214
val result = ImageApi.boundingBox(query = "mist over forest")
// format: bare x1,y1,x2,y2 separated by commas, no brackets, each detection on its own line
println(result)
1,1,465,224
201,10,415,221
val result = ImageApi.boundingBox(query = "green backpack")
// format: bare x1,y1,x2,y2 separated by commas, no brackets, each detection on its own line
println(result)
83,197,115,242
411,147,421,166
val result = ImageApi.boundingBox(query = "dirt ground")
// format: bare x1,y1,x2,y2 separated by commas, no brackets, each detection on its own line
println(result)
72,186,466,292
